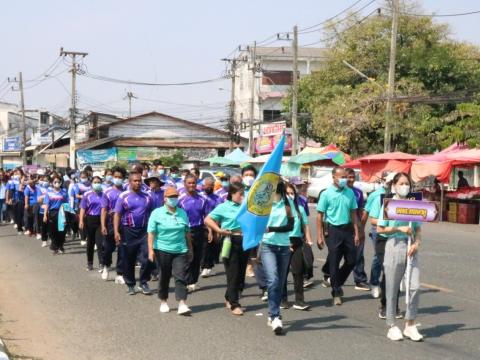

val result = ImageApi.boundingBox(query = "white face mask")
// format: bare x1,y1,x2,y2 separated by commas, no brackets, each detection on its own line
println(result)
287,194,295,201
396,184,410,197
243,176,254,187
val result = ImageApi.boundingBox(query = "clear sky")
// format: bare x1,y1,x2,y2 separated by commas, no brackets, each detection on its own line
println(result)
0,0,479,128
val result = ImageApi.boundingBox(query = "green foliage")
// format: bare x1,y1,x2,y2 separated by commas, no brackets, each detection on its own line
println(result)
288,9,480,156
159,151,185,167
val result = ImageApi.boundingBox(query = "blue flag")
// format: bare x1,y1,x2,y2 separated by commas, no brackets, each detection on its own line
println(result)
237,135,286,250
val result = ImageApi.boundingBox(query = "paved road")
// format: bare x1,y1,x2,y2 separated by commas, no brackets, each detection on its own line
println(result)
0,217,479,360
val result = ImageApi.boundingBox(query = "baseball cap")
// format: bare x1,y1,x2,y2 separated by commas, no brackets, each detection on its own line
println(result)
164,186,179,197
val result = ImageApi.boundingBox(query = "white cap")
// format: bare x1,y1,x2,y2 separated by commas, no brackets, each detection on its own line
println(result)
36,168,45,175
92,171,104,179
385,172,397,183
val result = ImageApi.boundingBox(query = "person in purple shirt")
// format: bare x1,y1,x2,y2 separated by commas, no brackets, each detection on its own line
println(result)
145,175,165,210
74,171,92,246
79,176,105,271
114,171,154,296
199,177,221,277
42,175,68,255
178,174,208,292
214,174,229,202
101,166,127,283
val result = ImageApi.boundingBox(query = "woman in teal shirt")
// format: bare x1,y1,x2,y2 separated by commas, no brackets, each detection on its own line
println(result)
377,173,423,342
147,186,193,316
204,182,247,316
261,181,294,335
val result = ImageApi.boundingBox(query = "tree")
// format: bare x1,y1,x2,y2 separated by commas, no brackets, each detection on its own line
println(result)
288,3,480,156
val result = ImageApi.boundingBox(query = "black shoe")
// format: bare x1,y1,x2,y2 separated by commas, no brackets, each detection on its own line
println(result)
280,300,290,309
293,301,311,311
355,282,371,291
139,283,152,295
396,308,404,319
86,264,94,271
127,286,136,295
378,307,386,319
151,274,159,282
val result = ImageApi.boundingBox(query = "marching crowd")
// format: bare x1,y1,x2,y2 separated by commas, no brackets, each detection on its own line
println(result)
0,161,423,340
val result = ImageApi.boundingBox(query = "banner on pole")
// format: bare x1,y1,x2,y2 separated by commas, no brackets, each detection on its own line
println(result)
383,199,440,223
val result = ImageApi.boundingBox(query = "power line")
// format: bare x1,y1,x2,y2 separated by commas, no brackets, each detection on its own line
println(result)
381,8,480,18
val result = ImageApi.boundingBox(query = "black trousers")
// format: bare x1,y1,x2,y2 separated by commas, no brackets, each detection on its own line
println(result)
282,237,305,303
32,204,41,234
187,226,206,285
155,249,188,301
24,206,34,233
14,201,24,232
39,211,49,241
223,235,250,309
48,210,65,251
103,224,123,274
85,215,104,266
121,227,152,287
201,236,215,269
66,211,78,235
325,224,356,297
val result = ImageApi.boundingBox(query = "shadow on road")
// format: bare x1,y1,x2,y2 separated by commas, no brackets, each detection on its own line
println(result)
284,315,366,334
418,305,461,315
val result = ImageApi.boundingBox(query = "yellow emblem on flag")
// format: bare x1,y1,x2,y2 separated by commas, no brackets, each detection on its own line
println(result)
247,172,280,216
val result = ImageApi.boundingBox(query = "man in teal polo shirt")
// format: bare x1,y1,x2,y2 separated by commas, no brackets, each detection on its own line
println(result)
316,167,360,305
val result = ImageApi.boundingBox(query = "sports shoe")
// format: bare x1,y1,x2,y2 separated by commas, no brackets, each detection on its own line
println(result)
378,307,386,319
271,317,283,335
261,290,268,302
101,266,109,281
138,283,152,295
200,268,209,278
267,317,272,327
206,268,214,277
403,324,423,342
151,274,159,282
177,302,192,315
127,286,136,295
280,300,290,309
159,302,170,313
24,230,31,236
86,264,94,271
321,277,331,288
115,275,126,285
36,234,42,240
41,241,48,248
355,282,371,291
293,301,311,311
371,286,381,299
80,240,87,246
187,284,198,293
97,266,105,273
303,279,314,288
387,325,404,341
11,220,15,225
333,296,342,306
17,231,23,235
57,249,64,254
231,307,244,316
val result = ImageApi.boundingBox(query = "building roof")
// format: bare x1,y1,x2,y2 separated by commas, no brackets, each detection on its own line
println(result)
241,46,328,60
100,111,232,137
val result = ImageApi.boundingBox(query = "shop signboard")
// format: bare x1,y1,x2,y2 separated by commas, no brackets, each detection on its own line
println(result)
2,137,21,152
77,148,117,165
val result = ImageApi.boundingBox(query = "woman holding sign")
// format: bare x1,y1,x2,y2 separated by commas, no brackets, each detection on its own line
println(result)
377,173,423,342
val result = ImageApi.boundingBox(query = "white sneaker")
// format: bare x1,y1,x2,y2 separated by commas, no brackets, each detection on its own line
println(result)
267,317,272,327
159,302,170,313
200,268,209,278
94,244,97,250
387,325,404,341
41,241,48,248
114,275,126,285
207,268,214,276
36,234,42,240
101,266,109,281
187,284,198,293
371,286,381,299
13,223,17,228
404,324,423,342
24,230,31,235
17,231,22,235
80,240,87,246
271,317,283,335
400,278,405,292
177,303,192,315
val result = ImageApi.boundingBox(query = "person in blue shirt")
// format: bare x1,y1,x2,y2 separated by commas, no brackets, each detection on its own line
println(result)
6,168,26,234
37,175,51,247
377,172,423,342
316,167,360,306
0,172,8,224
23,175,40,236
43,174,68,255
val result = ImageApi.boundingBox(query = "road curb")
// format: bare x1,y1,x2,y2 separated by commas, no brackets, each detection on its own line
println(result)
0,338,10,360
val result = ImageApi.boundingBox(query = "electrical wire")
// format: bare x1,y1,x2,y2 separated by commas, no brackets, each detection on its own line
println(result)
381,8,480,17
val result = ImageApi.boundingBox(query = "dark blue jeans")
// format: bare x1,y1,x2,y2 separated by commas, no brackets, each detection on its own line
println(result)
121,227,152,287
353,240,368,284
369,226,382,286
261,244,291,320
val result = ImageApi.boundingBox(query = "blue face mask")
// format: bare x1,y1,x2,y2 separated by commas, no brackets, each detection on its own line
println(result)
221,181,229,189
158,169,165,176
105,175,113,182
171,173,179,180
41,181,49,188
113,178,123,187
166,197,179,207
338,178,348,189
92,183,103,192
80,178,88,184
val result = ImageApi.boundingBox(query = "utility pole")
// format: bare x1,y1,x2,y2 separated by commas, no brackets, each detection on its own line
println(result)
384,0,399,153
291,25,299,156
18,72,27,165
60,48,88,169
249,41,257,156
124,91,137,119
228,59,237,150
